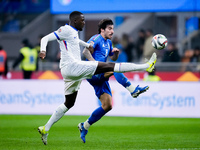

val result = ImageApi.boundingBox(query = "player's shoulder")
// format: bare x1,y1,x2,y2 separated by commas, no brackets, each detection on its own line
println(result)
55,24,67,34
20,47,29,53
90,34,102,42
58,24,71,31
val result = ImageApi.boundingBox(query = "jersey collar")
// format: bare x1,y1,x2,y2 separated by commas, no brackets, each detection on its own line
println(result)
66,23,78,31
99,34,107,41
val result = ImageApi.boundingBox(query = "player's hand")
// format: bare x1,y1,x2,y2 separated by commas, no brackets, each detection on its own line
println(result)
112,48,120,54
39,51,46,60
110,47,120,61
88,42,94,54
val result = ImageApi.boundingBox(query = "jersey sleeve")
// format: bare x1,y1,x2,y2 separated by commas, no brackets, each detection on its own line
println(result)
53,26,69,41
79,39,90,48
87,35,99,50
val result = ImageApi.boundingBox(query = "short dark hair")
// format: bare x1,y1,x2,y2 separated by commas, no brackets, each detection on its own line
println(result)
69,11,83,21
98,18,113,34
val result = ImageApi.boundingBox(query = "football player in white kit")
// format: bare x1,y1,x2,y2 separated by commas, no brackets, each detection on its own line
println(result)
38,11,157,145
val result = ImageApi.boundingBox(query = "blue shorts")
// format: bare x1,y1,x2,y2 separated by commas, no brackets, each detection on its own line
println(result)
87,73,112,99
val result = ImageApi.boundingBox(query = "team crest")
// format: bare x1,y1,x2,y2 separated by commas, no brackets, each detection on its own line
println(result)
58,28,62,33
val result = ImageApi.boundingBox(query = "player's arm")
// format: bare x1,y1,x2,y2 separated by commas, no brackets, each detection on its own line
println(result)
39,33,57,60
79,39,91,48
82,41,95,61
109,47,119,61
83,46,95,61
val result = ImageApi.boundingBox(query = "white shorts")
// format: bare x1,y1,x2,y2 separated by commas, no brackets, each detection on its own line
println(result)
61,60,98,95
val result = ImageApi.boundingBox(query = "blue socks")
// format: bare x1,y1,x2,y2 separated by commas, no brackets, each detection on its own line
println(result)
88,107,106,125
114,72,131,88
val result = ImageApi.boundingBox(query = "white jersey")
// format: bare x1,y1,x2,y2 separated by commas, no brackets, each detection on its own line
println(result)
54,24,82,68
41,24,98,95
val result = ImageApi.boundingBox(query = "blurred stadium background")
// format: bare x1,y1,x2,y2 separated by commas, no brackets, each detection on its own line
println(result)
0,0,200,149
0,0,200,115
0,0,200,74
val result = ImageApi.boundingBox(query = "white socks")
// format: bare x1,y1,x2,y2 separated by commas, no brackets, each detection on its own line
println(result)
45,104,68,131
83,120,91,130
126,84,135,93
114,63,149,73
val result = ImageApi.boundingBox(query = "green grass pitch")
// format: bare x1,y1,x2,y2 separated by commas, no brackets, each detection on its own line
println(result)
0,115,200,150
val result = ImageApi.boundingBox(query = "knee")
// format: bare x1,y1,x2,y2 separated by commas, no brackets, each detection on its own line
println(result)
107,104,112,111
102,103,112,112
64,100,75,109
64,92,77,109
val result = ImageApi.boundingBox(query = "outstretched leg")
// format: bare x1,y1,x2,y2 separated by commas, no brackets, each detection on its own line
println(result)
95,52,157,74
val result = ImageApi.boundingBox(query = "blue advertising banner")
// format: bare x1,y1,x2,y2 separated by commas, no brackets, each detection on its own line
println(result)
51,0,200,14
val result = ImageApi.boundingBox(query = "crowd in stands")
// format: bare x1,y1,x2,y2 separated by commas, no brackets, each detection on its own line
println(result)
110,29,200,64
0,28,200,79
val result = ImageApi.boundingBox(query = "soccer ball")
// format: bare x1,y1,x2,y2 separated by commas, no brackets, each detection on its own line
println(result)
151,34,168,50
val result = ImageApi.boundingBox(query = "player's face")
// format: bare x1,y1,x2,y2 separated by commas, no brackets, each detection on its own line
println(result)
75,14,85,31
104,25,114,39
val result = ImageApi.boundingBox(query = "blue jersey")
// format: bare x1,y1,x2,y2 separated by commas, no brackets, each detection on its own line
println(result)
86,34,114,98
87,34,114,62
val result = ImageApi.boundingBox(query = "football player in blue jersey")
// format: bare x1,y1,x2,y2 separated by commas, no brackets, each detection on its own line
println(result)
78,18,149,143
